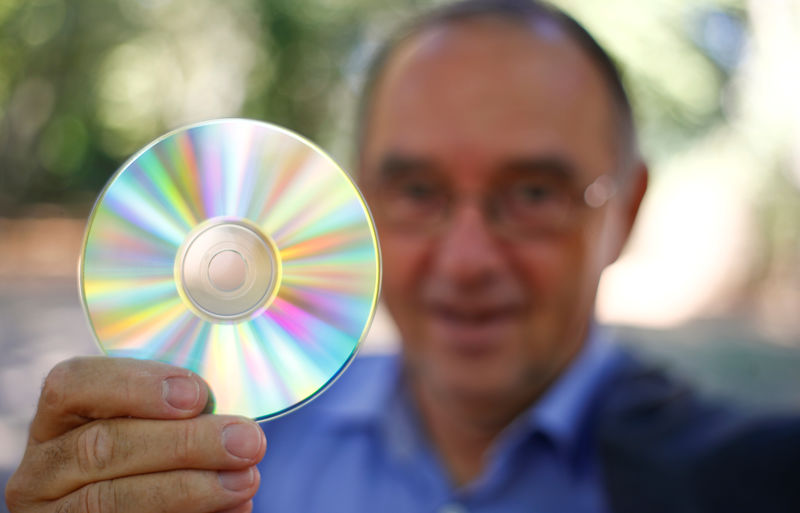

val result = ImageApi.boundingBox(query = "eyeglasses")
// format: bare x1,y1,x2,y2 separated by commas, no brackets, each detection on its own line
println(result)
367,170,617,239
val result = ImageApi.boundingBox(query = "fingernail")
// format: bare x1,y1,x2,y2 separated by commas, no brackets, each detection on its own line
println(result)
223,423,263,459
163,376,200,410
219,467,256,491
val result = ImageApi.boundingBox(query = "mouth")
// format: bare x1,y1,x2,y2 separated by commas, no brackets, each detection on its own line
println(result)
427,302,521,354
432,304,517,323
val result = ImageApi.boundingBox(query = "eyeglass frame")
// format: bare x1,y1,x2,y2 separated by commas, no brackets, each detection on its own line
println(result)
363,164,620,240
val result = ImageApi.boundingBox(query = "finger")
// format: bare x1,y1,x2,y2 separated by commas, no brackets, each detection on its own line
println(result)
30,356,213,443
217,501,254,513
14,415,265,501
42,467,259,513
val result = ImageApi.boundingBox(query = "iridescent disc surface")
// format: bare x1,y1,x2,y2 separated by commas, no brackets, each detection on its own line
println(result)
80,119,381,420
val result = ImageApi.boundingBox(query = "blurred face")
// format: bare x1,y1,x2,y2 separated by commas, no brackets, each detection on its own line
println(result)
360,19,643,408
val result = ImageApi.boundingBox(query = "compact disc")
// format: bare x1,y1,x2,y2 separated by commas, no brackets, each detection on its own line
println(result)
79,119,381,420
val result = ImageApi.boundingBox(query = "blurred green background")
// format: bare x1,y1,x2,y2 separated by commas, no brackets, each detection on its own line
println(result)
0,0,799,490
0,0,793,210
2,0,798,331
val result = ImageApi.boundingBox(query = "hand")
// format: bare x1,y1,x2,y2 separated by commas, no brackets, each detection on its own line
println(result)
4,357,266,513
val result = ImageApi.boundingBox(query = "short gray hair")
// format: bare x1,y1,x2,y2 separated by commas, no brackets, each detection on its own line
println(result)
357,0,640,173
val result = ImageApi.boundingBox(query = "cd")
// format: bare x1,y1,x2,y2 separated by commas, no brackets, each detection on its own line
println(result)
79,119,381,420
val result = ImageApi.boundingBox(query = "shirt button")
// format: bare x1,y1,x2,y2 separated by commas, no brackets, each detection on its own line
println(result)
439,503,468,513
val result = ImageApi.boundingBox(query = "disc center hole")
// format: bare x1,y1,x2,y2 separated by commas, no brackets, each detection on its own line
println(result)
208,250,247,292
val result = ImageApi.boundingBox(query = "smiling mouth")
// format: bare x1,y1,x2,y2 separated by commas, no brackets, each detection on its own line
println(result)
426,308,517,357
427,303,521,350
428,301,520,318
432,305,518,324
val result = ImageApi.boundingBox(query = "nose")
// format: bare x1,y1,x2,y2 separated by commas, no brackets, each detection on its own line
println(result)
432,203,506,289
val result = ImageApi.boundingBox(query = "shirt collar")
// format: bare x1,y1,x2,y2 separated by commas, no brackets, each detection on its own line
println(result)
315,353,427,463
316,352,402,426
320,326,621,461
524,326,620,460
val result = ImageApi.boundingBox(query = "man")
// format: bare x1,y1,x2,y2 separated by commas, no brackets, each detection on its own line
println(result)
5,1,799,512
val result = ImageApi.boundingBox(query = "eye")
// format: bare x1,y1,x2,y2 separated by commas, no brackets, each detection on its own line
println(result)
379,174,448,222
399,179,439,201
500,175,570,225
509,179,561,206
515,182,556,202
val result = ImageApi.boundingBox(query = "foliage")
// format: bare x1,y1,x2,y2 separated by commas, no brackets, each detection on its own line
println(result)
0,0,396,213
0,0,788,215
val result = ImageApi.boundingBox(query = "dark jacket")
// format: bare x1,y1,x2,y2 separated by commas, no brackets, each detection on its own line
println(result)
596,353,800,513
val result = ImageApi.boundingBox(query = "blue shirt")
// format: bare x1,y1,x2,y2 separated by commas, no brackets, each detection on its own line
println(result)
255,333,622,512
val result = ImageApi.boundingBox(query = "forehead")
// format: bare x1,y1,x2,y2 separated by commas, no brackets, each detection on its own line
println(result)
363,18,618,180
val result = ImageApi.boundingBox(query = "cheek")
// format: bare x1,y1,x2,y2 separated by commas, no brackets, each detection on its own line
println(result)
512,234,598,315
513,240,576,296
378,233,430,313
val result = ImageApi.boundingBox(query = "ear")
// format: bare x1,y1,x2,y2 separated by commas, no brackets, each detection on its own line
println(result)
608,161,648,264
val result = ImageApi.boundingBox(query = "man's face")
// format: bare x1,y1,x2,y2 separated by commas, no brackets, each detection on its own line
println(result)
360,19,643,409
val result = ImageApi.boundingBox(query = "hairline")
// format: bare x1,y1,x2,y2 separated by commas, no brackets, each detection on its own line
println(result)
356,1,640,177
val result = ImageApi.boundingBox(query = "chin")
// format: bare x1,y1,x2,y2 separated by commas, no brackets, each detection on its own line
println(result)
421,348,527,401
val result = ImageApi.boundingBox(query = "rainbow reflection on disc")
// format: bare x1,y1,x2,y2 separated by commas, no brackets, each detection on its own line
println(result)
79,119,381,420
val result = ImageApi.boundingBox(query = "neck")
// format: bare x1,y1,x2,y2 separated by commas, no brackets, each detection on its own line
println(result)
412,383,507,485
410,370,560,486
408,343,584,485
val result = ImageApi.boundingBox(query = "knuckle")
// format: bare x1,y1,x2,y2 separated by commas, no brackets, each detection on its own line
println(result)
41,360,73,412
174,471,194,501
4,470,27,511
6,443,70,507
75,422,116,475
147,471,196,511
41,358,91,413
54,498,76,513
39,439,70,476
172,420,199,464
79,480,118,513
